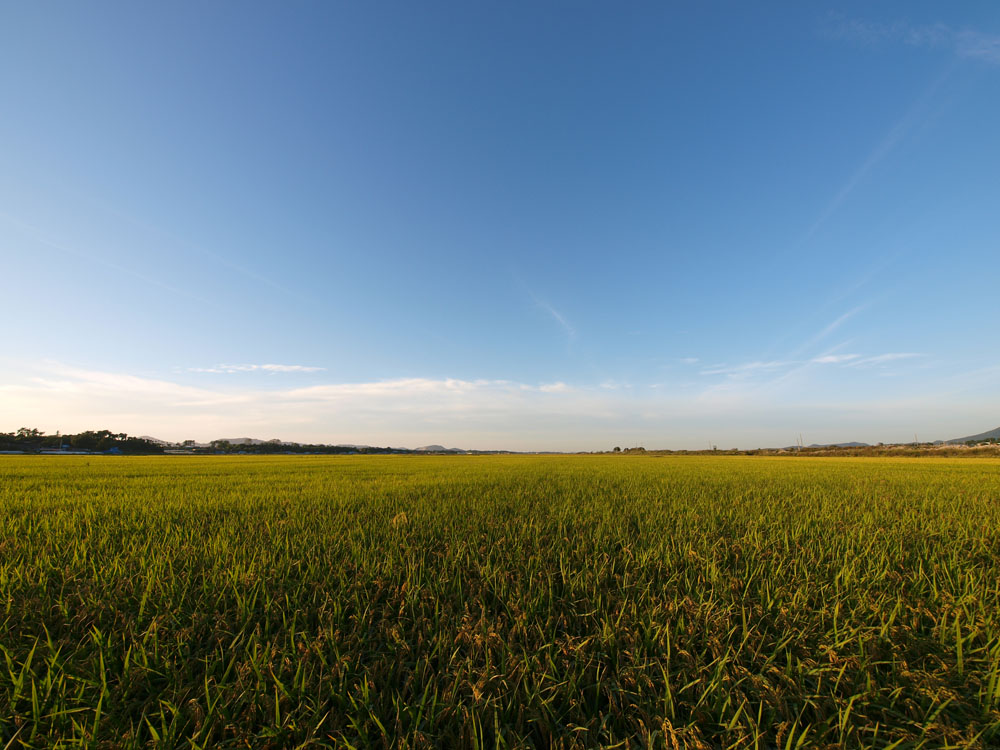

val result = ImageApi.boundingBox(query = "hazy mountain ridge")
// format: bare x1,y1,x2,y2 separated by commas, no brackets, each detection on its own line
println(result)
79,426,1000,452
782,441,871,450
945,426,1000,444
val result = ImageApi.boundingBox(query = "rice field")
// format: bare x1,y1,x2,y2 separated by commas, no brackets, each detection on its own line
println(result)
1,454,998,748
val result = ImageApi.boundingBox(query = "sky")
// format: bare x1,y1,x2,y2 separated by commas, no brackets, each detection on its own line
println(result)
2,2,999,451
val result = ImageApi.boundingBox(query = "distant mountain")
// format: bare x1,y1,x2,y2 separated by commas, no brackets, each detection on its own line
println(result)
946,427,1000,444
217,437,285,445
782,441,870,450
811,442,870,448
138,437,479,453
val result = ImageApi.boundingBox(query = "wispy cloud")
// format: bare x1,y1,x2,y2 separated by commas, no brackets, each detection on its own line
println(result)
539,381,570,393
796,307,866,354
812,354,860,364
189,364,325,374
828,16,1000,64
678,357,699,365
846,352,923,368
598,380,635,390
0,212,215,308
813,16,999,244
0,363,595,449
12,362,247,408
514,276,577,342
808,77,950,238
285,377,523,402
702,351,922,379
701,361,791,377
535,298,576,340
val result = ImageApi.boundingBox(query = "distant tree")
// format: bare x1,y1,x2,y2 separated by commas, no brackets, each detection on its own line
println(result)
613,446,621,453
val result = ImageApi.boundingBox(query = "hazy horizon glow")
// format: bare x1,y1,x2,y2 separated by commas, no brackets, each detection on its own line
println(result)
3,3,999,450
2,359,995,451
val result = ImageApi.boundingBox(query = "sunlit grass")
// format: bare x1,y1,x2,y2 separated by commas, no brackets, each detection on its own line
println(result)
1,455,998,747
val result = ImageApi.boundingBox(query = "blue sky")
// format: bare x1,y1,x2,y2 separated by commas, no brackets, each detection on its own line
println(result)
2,2,999,450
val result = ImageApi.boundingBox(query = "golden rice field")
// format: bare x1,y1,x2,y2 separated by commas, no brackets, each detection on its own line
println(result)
1,455,999,748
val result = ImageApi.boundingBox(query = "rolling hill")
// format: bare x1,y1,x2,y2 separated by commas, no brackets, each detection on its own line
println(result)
946,427,1000,444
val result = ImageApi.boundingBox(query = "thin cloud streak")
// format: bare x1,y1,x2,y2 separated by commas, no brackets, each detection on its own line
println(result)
700,361,791,377
190,364,325,374
702,351,923,379
0,212,216,309
846,352,923,368
802,63,954,240
515,277,577,342
536,298,576,341
39,185,311,304
812,354,860,364
795,306,866,355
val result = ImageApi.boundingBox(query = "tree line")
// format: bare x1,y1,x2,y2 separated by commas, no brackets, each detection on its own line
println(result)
1,429,165,454
1,429,409,455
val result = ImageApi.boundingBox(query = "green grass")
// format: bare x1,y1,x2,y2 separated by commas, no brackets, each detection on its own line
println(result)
1,455,999,748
